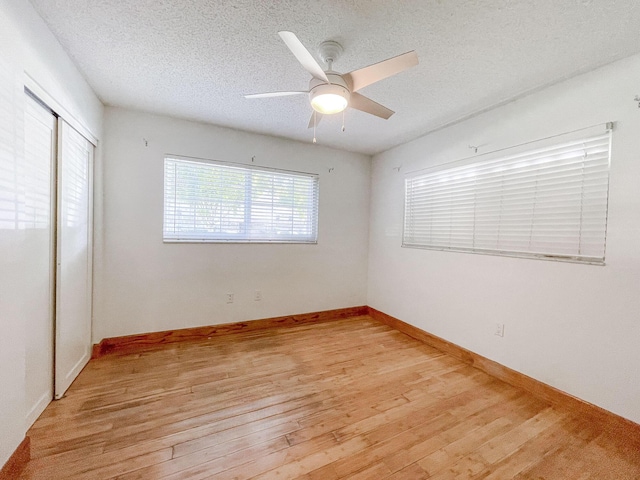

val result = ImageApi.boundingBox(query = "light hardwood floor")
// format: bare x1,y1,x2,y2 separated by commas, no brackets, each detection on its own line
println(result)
21,315,640,479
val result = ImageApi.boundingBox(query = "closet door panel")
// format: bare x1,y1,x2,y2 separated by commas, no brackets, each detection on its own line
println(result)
55,120,93,399
23,94,56,423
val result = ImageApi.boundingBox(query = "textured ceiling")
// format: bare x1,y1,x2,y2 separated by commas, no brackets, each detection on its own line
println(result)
30,0,640,155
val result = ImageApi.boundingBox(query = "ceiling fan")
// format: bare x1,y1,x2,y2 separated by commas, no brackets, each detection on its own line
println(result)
244,31,419,130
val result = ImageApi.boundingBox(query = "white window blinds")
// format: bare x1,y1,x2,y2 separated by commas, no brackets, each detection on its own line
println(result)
164,156,319,243
403,126,612,264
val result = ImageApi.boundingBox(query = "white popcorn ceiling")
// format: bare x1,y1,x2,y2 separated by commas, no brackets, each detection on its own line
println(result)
30,0,640,155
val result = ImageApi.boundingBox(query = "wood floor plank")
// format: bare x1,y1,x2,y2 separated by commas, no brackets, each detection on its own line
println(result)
19,315,640,479
470,416,593,479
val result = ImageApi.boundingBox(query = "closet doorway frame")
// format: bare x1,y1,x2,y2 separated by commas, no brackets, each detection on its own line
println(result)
24,78,97,404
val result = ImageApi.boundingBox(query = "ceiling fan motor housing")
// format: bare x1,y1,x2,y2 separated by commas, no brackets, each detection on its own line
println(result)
309,74,350,114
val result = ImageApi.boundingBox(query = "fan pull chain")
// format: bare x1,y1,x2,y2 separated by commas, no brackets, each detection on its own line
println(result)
342,110,345,132
313,110,317,144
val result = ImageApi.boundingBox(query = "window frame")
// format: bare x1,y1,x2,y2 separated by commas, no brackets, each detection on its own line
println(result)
163,155,320,244
402,124,612,265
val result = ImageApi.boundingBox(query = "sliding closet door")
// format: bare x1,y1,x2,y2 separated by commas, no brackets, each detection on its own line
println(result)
23,94,57,423
55,121,93,399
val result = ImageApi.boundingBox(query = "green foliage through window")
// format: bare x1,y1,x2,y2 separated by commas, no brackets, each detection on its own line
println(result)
164,157,319,243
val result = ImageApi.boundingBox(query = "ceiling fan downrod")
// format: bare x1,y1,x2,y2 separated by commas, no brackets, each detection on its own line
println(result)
318,40,344,72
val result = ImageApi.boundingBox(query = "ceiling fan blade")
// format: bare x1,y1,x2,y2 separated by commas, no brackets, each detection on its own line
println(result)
278,31,329,83
349,92,394,119
344,51,418,92
244,91,307,99
307,112,323,129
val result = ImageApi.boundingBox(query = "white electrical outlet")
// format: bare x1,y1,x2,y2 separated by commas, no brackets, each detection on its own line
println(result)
226,293,234,304
495,323,505,337
254,290,262,301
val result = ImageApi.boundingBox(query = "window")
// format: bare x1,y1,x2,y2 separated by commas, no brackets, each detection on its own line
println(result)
163,156,319,243
403,125,612,264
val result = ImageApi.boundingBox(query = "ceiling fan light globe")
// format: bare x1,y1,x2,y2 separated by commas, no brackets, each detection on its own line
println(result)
309,84,350,115
311,94,348,114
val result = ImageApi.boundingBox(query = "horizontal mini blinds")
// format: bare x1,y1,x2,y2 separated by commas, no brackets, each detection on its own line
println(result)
403,128,612,263
164,157,319,242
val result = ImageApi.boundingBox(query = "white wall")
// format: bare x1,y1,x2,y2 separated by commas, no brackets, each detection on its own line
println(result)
0,0,102,468
368,53,640,424
94,108,370,341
